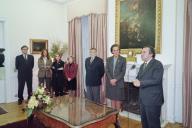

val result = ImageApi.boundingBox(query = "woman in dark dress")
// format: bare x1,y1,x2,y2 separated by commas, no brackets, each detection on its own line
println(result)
52,54,65,97
64,56,78,97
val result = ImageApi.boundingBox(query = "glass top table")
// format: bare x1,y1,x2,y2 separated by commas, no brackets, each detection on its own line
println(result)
35,96,118,128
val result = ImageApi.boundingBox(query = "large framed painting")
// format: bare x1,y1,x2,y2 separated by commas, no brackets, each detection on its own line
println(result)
30,39,48,54
115,0,162,54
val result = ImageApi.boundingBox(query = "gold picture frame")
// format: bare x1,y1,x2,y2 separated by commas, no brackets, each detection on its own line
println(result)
30,39,48,54
115,0,162,54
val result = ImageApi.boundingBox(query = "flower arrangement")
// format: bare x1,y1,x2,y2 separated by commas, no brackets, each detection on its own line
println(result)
26,85,52,117
49,42,68,58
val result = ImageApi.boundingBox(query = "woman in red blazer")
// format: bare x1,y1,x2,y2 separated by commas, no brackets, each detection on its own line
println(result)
64,56,78,96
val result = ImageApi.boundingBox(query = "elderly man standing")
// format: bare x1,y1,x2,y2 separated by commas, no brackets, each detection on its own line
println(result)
85,48,104,103
133,46,164,128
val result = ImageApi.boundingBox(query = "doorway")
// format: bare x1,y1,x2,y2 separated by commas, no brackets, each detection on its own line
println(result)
0,20,6,103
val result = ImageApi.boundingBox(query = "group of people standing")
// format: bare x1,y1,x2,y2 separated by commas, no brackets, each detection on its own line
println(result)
38,50,78,97
84,45,127,112
15,44,164,128
15,45,78,105
15,44,127,110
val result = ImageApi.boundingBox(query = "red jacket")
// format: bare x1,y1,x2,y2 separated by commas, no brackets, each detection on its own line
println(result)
64,63,78,79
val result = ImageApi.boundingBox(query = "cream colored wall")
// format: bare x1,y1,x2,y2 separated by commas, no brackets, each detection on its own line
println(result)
67,0,107,21
0,0,68,102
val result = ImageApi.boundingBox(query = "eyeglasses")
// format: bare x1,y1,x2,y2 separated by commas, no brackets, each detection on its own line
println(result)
22,49,28,50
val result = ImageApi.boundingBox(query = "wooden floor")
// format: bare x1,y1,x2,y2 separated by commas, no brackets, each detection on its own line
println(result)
0,101,27,126
0,101,183,128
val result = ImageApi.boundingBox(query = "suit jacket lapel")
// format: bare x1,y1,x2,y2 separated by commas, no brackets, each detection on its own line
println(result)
88,57,91,65
91,57,97,64
113,56,123,76
139,59,155,78
22,55,25,60
114,57,118,72
109,57,113,71
22,54,27,63
89,57,95,65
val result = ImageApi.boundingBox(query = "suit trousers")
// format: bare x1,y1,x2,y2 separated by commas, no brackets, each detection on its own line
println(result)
140,102,161,128
86,86,100,103
18,76,32,100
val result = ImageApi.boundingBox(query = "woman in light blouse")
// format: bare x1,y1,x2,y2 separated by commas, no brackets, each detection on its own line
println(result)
38,49,52,92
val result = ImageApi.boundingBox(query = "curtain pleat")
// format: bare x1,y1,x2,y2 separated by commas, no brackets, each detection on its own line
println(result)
68,18,83,97
88,14,107,104
183,0,192,127
68,13,107,101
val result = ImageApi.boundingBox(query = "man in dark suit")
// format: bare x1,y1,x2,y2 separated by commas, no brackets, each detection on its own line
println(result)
85,48,104,103
15,45,34,105
133,46,164,128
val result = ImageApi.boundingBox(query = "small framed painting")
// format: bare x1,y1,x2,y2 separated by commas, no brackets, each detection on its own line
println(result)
30,39,48,54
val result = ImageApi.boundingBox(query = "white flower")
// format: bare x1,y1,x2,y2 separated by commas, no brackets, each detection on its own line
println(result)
37,94,43,99
28,96,39,109
27,85,52,115
34,86,45,95
43,96,51,104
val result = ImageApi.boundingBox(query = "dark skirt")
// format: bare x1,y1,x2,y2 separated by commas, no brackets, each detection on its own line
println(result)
67,78,77,90
106,85,125,101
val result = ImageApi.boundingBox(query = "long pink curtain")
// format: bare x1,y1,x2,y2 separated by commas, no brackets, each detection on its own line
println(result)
68,18,83,97
183,0,192,127
68,14,107,100
88,13,107,104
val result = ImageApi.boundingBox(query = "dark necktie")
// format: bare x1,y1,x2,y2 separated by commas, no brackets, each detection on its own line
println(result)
143,62,147,70
24,54,27,61
90,58,94,63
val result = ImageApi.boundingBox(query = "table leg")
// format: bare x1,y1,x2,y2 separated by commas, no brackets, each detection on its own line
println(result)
114,113,121,128
27,114,34,128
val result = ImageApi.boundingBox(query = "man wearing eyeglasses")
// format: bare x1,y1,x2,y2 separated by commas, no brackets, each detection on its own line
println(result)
15,45,34,105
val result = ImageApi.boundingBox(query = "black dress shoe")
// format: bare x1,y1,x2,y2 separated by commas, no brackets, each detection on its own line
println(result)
60,92,64,96
55,93,59,97
18,99,23,105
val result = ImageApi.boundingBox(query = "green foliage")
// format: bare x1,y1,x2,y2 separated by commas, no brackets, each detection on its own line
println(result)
26,108,33,117
49,42,68,58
